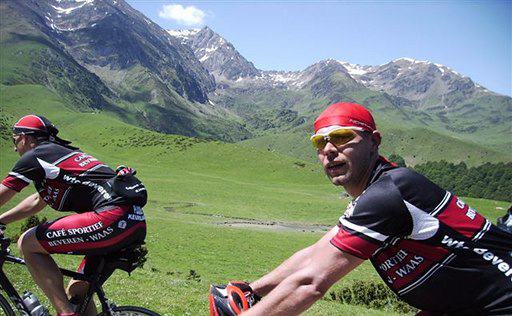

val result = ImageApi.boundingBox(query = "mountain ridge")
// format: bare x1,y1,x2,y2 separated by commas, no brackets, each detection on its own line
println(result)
0,0,509,165
169,26,511,161
1,0,255,141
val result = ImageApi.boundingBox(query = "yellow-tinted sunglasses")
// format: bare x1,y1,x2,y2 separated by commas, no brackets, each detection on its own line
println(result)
310,128,358,149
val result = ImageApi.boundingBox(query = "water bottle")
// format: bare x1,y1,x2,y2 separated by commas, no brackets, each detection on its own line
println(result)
22,291,49,316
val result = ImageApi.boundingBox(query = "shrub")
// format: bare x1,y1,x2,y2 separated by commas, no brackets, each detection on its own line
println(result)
187,269,201,282
8,215,48,243
328,280,417,313
19,215,48,233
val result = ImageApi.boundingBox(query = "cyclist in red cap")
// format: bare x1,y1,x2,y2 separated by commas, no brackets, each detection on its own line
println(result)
0,115,147,316
210,102,512,315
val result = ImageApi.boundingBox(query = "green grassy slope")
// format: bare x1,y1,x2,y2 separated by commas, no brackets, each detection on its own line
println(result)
0,2,251,142
241,121,511,166
1,84,509,315
217,81,511,165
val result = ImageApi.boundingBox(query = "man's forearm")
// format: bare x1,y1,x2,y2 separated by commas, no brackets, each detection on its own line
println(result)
0,193,45,224
250,226,339,296
244,244,363,316
250,245,314,296
0,184,17,209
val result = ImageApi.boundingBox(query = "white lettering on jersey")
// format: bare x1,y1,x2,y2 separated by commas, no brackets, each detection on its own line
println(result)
473,248,512,281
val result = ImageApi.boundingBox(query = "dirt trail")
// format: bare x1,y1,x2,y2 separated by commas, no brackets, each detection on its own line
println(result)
162,202,331,233
215,219,330,233
163,202,199,212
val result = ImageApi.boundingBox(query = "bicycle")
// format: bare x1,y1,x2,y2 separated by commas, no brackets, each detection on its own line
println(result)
0,229,160,316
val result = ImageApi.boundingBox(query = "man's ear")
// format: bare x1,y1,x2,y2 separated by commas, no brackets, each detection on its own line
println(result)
371,131,381,147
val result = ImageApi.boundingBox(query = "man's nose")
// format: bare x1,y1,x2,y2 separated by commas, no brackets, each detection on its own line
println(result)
323,141,338,157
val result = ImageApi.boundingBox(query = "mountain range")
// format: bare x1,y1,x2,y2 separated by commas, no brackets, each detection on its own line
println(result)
1,0,510,165
168,27,509,132
167,26,510,162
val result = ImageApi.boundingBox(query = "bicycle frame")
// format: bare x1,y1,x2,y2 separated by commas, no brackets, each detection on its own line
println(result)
0,253,31,314
0,244,116,315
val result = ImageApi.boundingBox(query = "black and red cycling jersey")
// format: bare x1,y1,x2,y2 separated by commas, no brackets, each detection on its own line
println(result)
2,141,131,212
331,158,512,314
2,141,146,256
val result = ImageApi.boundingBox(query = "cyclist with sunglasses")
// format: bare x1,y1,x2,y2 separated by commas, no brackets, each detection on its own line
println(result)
210,102,512,315
0,115,147,316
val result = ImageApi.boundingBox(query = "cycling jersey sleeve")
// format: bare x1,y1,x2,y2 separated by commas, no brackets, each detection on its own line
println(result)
1,151,45,192
330,176,414,259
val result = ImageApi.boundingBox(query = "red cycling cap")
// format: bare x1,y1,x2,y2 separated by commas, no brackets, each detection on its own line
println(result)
12,115,76,149
14,115,47,132
314,102,377,133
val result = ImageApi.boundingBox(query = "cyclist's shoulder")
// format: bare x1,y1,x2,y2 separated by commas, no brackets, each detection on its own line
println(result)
15,143,83,170
364,167,410,196
370,166,449,213
359,167,441,210
355,174,406,215
36,141,75,152
35,142,82,160
384,166,424,182
379,167,441,194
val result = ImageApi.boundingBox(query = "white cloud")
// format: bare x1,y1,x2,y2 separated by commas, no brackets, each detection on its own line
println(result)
158,4,206,26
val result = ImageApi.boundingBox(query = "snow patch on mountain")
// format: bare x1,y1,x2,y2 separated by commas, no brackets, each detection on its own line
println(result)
253,71,307,88
394,57,429,64
338,61,373,76
267,72,299,84
167,29,200,40
50,0,94,15
392,58,466,78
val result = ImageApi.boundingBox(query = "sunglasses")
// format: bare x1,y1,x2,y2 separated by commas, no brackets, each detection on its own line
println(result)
310,128,358,149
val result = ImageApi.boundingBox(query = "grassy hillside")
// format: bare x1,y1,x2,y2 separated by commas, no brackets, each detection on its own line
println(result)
0,3,251,143
241,121,511,166
1,84,510,315
216,81,511,166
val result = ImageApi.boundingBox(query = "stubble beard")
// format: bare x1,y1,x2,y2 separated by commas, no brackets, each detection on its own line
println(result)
328,155,372,190
326,163,352,186
329,172,350,186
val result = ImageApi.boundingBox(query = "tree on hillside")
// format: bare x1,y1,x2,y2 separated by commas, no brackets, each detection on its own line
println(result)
414,161,512,202
388,154,406,167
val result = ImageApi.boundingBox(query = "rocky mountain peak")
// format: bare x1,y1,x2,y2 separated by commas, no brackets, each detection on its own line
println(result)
26,0,216,103
339,57,488,106
304,59,350,75
167,26,260,81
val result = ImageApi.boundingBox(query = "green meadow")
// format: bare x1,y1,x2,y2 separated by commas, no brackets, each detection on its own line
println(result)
0,84,510,315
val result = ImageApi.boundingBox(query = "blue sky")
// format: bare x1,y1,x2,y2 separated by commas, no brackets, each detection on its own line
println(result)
127,0,511,96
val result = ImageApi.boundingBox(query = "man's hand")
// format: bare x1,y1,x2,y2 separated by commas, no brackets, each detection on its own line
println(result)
116,165,136,176
209,281,260,316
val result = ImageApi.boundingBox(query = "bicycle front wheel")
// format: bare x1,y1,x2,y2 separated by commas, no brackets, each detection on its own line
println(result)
99,305,160,316
0,293,15,316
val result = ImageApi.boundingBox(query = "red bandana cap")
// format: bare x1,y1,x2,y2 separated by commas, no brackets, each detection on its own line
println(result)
314,102,377,133
13,115,52,136
13,115,77,149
